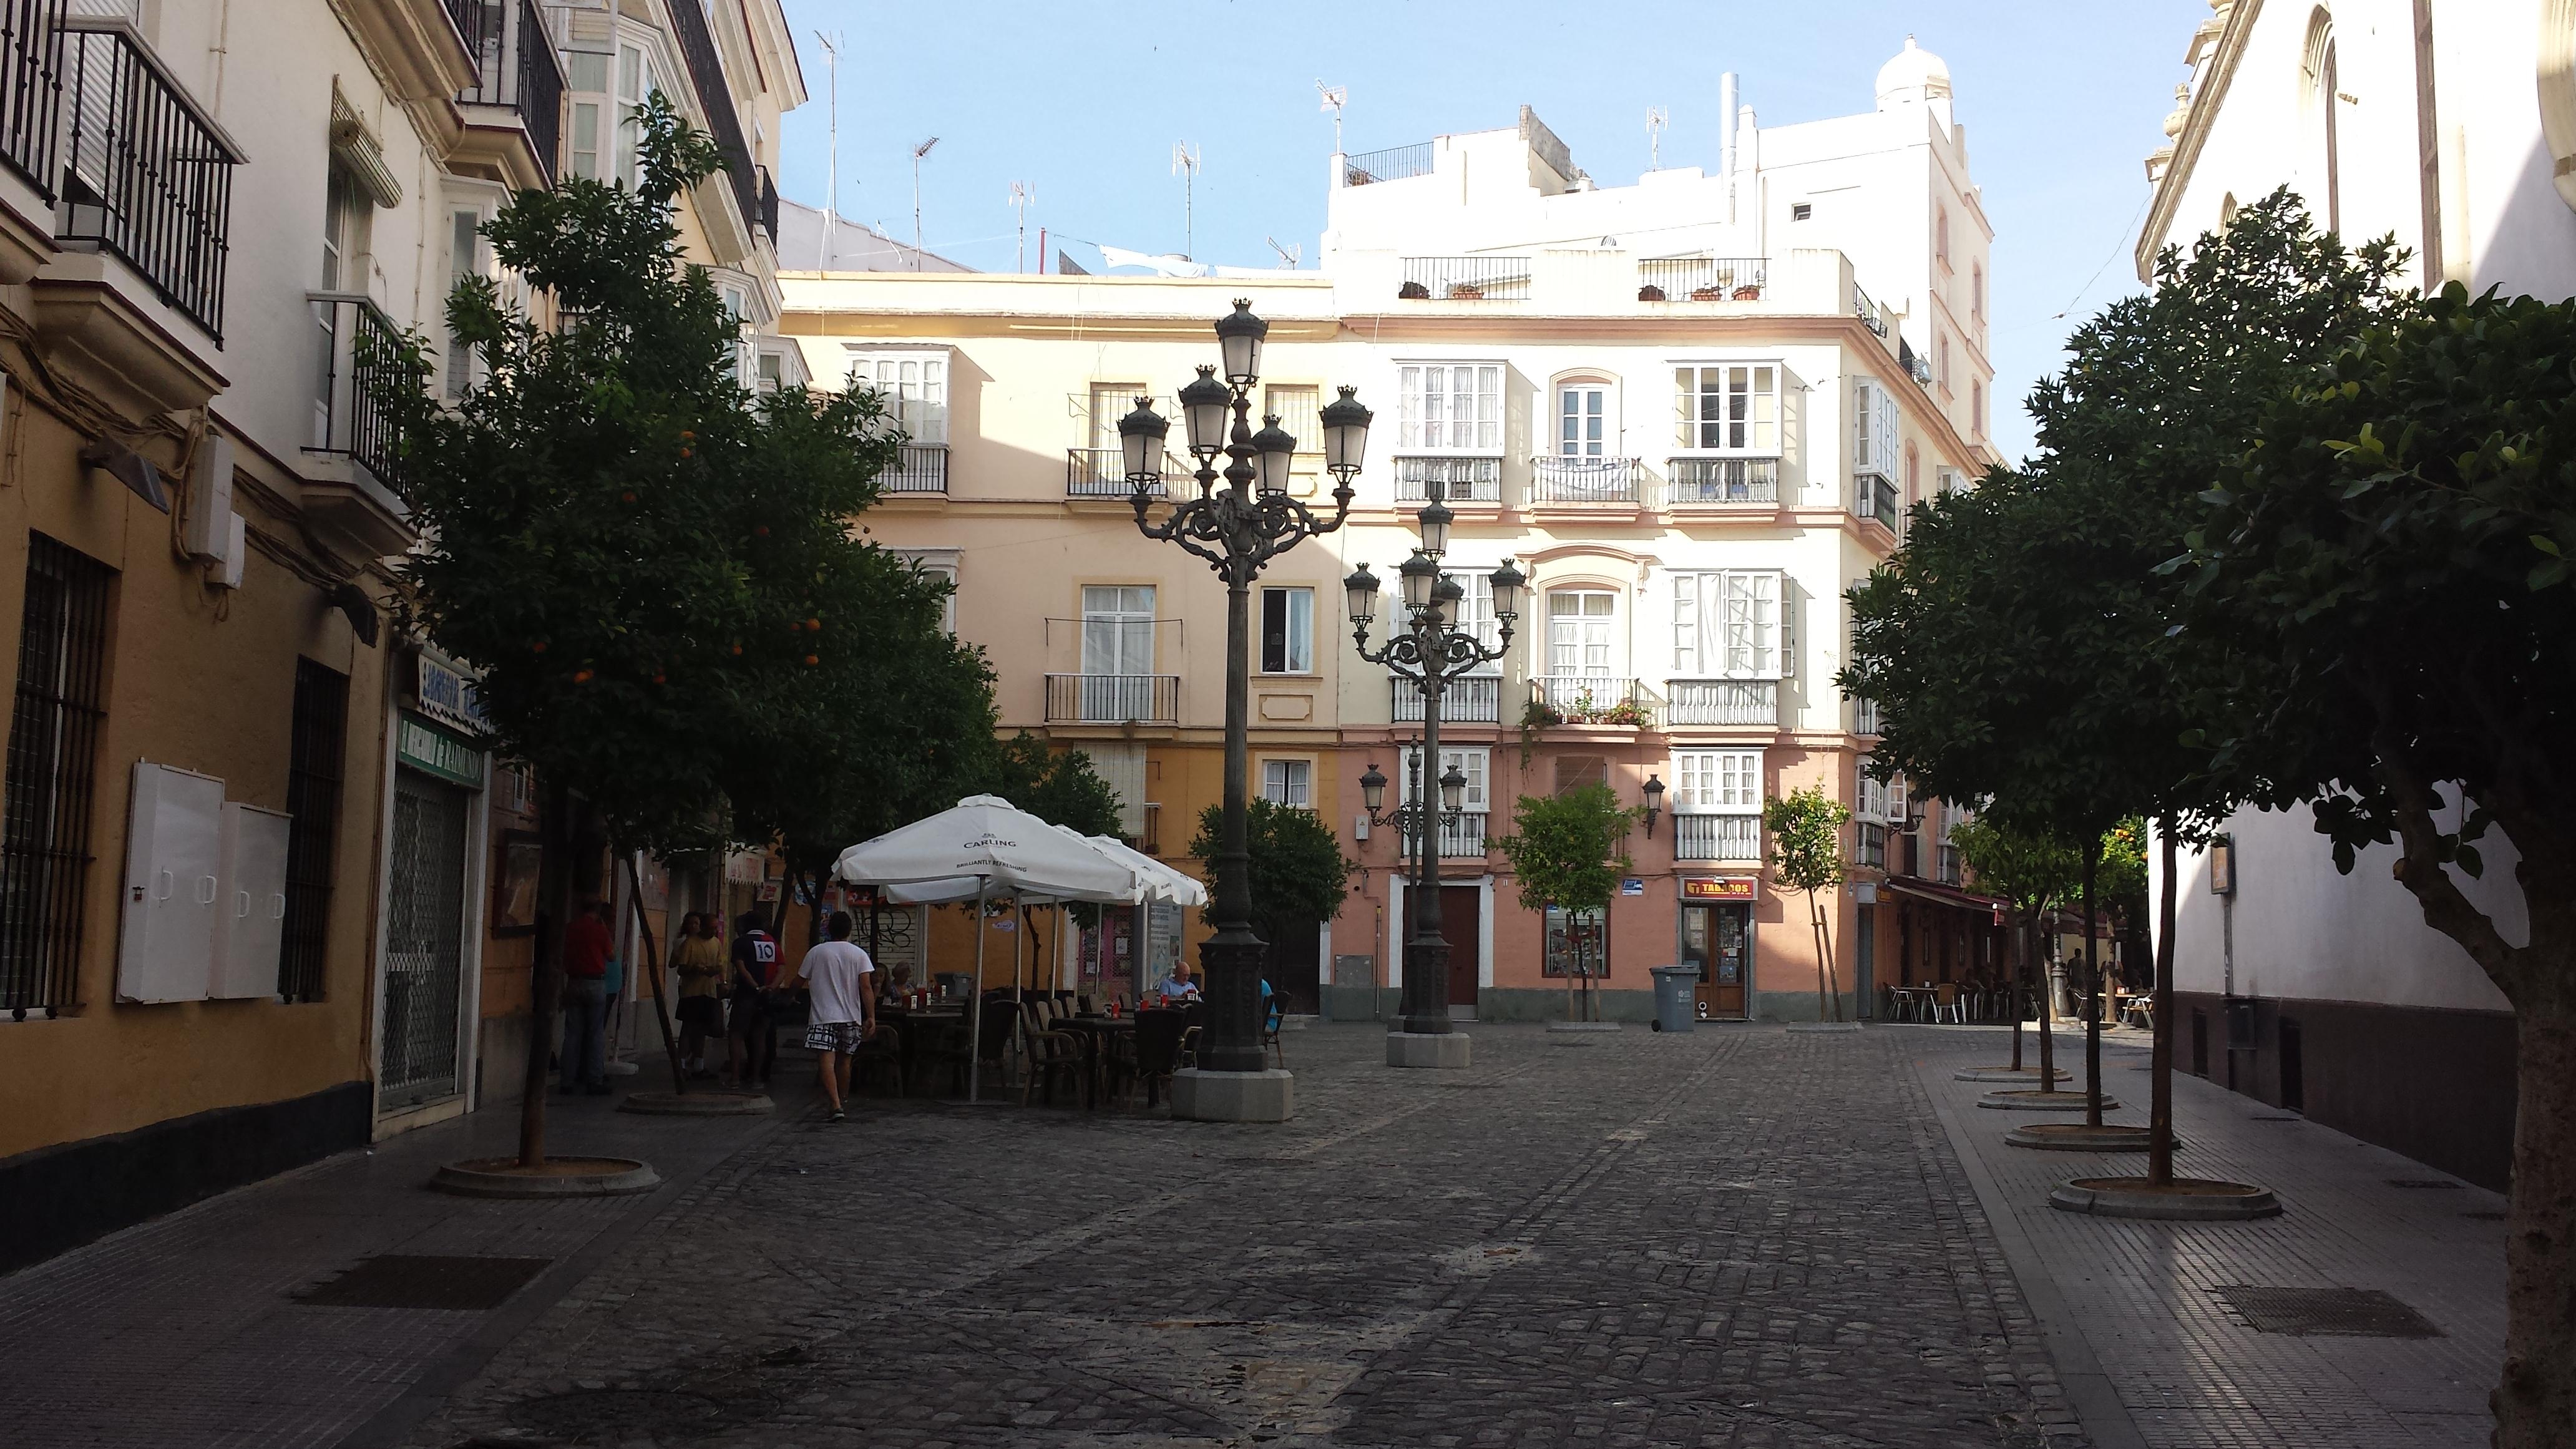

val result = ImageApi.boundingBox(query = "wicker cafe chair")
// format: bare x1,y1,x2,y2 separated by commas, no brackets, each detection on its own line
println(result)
1133,1008,1190,1109
851,1022,905,1097
1018,1001,1084,1106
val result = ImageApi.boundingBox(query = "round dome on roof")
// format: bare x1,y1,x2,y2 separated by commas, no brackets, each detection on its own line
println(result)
1875,36,1953,109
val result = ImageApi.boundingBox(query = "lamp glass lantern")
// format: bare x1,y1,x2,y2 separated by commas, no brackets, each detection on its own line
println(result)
1179,366,1231,457
1251,414,1297,494
1118,398,1167,485
1320,384,1372,476
1439,762,1466,813
1416,497,1453,557
1344,564,1380,626
1360,763,1387,813
1398,551,1437,612
1488,556,1526,622
1214,299,1266,386
1431,576,1463,628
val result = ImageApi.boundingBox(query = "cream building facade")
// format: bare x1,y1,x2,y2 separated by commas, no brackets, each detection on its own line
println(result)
2137,0,2576,1189
0,0,798,1271
784,42,1996,1025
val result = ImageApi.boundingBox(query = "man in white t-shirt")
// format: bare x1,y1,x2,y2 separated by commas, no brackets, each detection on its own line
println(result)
797,911,876,1122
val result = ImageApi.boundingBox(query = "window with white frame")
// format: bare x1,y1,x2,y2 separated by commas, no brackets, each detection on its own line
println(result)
1399,744,1490,815
1853,378,1901,481
850,352,949,445
1437,571,1501,666
564,51,609,180
895,550,959,633
1261,758,1312,807
1260,587,1313,673
1855,767,1910,824
1673,749,1762,812
1546,590,1615,676
1396,363,1502,451
443,205,485,399
1263,384,1320,455
1674,363,1778,452
719,281,749,386
1672,571,1792,678
616,41,655,189
1081,586,1155,675
1557,381,1610,457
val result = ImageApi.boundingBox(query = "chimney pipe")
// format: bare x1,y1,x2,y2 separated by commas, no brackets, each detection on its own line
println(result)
1719,72,1738,178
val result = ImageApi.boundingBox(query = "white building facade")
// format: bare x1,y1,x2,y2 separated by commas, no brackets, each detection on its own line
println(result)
2138,0,2576,1189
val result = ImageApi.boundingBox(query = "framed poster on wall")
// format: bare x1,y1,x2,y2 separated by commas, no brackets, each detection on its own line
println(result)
492,831,542,936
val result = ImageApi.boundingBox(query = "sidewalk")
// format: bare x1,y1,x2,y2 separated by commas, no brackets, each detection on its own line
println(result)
1908,1025,2505,1449
0,1065,819,1449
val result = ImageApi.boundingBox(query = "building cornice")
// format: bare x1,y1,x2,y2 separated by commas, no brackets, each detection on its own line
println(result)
2139,0,2263,282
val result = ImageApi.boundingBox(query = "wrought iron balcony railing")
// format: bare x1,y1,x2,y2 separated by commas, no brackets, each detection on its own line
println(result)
1531,676,1647,725
1393,456,1500,503
1852,695,1882,736
874,443,947,494
1675,813,1762,863
1392,674,1500,723
1344,141,1431,186
454,0,563,182
1900,336,1931,388
1531,455,1639,504
1664,679,1776,727
306,293,404,484
1400,809,1488,859
0,0,64,201
1667,457,1778,505
1066,447,1167,497
1636,256,1765,302
1853,280,1889,337
56,21,239,339
1855,474,1903,535
1045,673,1180,726
1398,256,1530,301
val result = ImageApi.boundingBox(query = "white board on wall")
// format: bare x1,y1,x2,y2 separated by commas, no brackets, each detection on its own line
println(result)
117,762,223,1003
210,802,291,998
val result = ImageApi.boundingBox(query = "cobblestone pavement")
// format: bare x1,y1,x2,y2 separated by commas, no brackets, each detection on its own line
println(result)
384,1025,2072,1449
1906,1027,2505,1449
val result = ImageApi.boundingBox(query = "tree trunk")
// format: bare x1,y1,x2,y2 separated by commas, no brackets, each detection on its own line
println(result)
2009,906,2028,1072
1811,892,1830,1022
2036,910,2058,1094
2081,844,2103,1129
1818,892,1843,1022
2494,987,2576,1449
2149,821,2178,1186
517,779,578,1168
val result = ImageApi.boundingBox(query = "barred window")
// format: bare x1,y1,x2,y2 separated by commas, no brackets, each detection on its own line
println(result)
1,536,112,1019
279,658,349,1002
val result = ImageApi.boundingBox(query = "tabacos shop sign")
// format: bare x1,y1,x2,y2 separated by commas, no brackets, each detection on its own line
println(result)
1680,877,1757,902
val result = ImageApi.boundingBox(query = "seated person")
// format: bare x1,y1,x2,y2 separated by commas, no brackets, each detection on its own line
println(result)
1156,960,1202,1002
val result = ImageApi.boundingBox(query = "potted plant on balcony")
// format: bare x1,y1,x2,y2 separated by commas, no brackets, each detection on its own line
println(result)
1598,697,1648,728
1637,283,1668,302
1398,280,1431,300
1518,696,1566,763
1447,281,1485,300
1732,283,1763,301
1690,285,1727,302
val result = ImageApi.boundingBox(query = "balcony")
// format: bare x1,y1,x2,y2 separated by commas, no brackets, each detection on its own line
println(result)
1393,456,1500,504
756,165,780,245
1665,679,1777,728
1530,676,1647,726
0,0,62,203
1531,456,1639,505
1398,256,1530,301
1899,336,1931,388
1045,673,1179,726
666,0,762,237
874,443,947,494
1400,810,1488,859
1636,256,1765,303
1667,457,1778,506
1392,674,1501,723
1852,696,1882,736
1066,447,1164,498
1344,142,1430,186
1675,813,1762,863
1853,821,1888,870
1854,474,1902,537
55,21,240,341
1852,281,1889,338
453,0,563,183
306,293,405,485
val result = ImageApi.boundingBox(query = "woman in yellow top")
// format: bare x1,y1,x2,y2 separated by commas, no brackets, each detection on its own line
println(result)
671,912,728,1079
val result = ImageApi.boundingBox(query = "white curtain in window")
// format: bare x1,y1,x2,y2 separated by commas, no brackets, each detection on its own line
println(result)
1400,747,1490,811
1672,572,1785,678
1264,384,1321,453
1673,749,1762,812
1674,364,1778,451
1081,585,1154,675
1397,364,1501,449
854,354,949,445
1437,572,1500,667
1548,591,1614,675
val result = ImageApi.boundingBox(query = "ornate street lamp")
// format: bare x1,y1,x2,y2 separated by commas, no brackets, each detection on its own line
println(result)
1351,527,1523,1063
1121,301,1369,1118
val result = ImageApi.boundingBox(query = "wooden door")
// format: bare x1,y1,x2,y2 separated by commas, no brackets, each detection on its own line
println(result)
1683,904,1750,1018
1440,885,1481,1010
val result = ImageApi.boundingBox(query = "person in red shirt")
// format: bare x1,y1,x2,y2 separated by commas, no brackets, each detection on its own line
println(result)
559,900,615,1095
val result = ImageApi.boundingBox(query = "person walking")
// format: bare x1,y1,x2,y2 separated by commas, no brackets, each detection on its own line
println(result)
559,899,614,1095
796,910,877,1121
726,911,781,1090
671,912,725,1079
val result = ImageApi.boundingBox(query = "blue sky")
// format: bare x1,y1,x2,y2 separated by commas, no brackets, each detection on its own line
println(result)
771,1,2207,464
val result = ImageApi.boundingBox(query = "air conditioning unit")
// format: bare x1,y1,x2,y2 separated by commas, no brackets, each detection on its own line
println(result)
183,432,235,561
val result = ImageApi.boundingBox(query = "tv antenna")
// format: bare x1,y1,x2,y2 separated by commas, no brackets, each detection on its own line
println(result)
1647,107,1669,170
1173,141,1201,259
1008,181,1035,273
816,31,842,268
910,136,940,269
1266,235,1300,270
1317,81,1347,154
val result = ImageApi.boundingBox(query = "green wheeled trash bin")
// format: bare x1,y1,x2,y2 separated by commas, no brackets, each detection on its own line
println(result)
1649,964,1698,1033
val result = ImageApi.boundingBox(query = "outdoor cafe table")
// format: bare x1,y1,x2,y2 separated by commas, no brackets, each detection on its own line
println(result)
1048,1015,1134,1108
881,1006,968,1096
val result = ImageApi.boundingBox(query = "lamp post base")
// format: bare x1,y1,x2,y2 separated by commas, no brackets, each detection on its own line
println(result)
1170,1068,1295,1122
1387,1030,1471,1070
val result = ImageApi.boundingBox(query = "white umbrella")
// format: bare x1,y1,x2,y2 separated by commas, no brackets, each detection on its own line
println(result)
835,796,1141,1101
1085,834,1208,909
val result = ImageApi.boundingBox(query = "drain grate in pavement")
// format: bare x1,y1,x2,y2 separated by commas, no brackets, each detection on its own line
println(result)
2388,1178,2462,1189
296,1254,552,1310
2214,1285,2441,1339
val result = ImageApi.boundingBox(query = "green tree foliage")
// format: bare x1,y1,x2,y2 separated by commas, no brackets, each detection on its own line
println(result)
982,733,1125,839
1188,798,1357,945
1491,784,1638,1018
1951,817,2079,917
2183,283,2576,1443
1763,784,1850,1021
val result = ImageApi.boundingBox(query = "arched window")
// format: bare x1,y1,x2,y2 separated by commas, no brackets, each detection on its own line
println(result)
1970,261,1984,320
1905,442,1920,503
1971,380,1984,439
2303,10,2341,234
1936,205,1951,266
1937,334,1951,393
